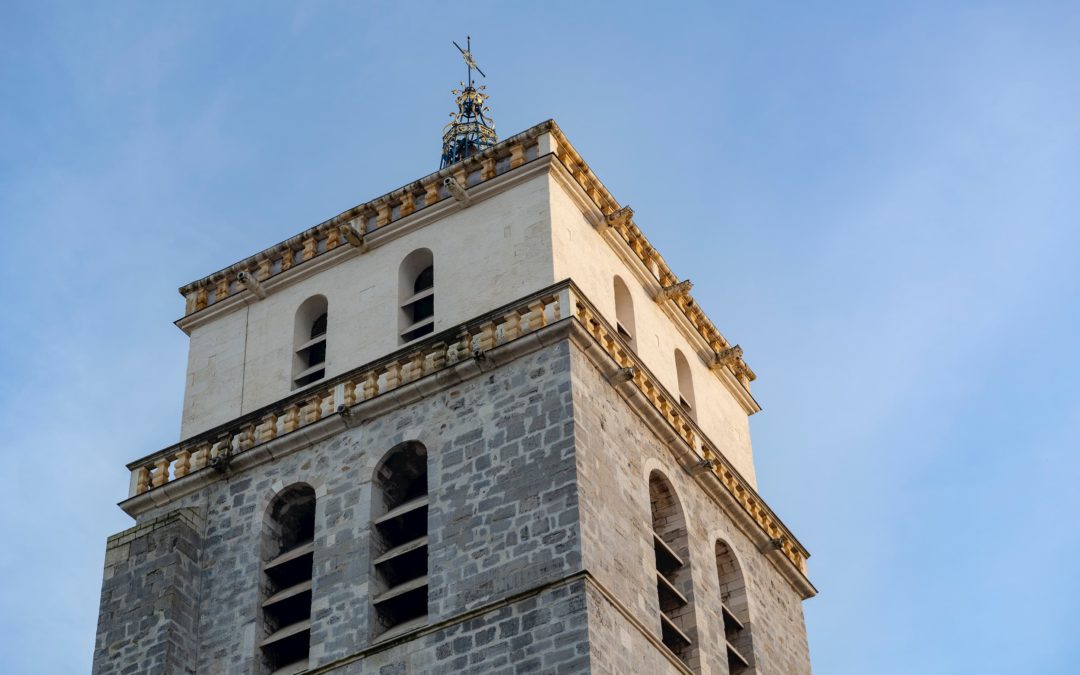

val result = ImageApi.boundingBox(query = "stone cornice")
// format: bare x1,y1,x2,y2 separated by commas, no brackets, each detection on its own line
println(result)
174,120,757,394
541,123,758,391
176,122,556,320
174,154,554,335
565,291,814,598
125,281,812,597
547,158,761,416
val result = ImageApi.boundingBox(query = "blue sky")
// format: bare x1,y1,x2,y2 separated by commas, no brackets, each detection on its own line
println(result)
2,2,1079,673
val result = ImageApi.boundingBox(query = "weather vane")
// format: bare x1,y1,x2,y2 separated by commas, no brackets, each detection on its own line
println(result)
440,36,497,169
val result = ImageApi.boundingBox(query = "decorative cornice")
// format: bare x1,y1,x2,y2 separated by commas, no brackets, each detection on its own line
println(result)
173,119,757,394
566,290,811,591
125,282,811,596
656,279,694,303
541,122,758,390
176,121,557,319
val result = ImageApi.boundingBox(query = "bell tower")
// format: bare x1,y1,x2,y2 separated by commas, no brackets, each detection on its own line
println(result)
92,46,815,675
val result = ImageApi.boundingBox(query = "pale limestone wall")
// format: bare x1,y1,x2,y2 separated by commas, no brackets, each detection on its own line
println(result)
548,173,758,485
571,342,812,675
180,171,554,439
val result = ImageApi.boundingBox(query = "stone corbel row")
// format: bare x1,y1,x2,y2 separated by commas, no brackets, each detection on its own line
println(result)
546,122,758,389
570,292,808,576
179,122,556,317
131,283,572,498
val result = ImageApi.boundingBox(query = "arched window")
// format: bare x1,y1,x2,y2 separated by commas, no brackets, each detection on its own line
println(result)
650,471,698,669
399,248,435,343
259,484,316,674
716,540,755,673
675,349,696,419
614,275,636,351
371,441,429,638
293,295,328,388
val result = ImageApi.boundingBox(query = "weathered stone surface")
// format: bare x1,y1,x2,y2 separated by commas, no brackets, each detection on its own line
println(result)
92,337,811,674
92,508,204,675
572,340,812,674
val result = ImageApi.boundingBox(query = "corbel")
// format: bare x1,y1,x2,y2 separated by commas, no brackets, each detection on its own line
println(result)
443,175,471,205
710,344,743,371
608,366,637,386
598,205,633,235
336,404,357,428
655,279,693,303
339,220,368,252
237,270,266,300
760,536,788,554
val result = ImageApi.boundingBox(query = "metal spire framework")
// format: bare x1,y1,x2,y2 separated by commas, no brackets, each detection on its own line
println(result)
440,36,497,169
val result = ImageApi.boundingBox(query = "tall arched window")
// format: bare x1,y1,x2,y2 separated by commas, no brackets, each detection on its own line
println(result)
399,248,434,343
293,295,328,389
674,349,696,419
716,540,755,673
614,275,637,351
650,471,698,669
371,441,429,638
259,484,316,675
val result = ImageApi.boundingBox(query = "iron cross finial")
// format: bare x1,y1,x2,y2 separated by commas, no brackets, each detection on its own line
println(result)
453,36,486,88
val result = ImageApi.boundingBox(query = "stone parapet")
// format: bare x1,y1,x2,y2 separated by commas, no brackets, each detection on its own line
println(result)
567,290,812,586
174,119,756,392
129,282,572,500
125,281,810,592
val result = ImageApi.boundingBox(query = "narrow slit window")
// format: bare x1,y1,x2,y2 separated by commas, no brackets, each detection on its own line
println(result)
649,471,699,669
371,441,429,638
399,249,435,343
293,295,328,389
259,484,316,675
716,540,755,673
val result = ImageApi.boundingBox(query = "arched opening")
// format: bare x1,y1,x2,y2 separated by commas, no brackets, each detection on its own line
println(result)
674,349,696,420
399,248,435,343
716,540,755,673
293,295,328,389
371,441,429,637
650,471,698,669
614,275,637,351
259,484,316,674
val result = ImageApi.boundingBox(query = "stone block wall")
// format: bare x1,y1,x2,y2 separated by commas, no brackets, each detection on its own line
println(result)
570,341,812,675
95,340,582,674
345,578,590,674
93,333,812,674
92,508,204,675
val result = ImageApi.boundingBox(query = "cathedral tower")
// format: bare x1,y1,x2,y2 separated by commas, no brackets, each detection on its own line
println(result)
92,53,815,674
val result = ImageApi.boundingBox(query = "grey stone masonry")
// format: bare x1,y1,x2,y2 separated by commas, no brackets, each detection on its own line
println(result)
92,327,812,673
336,577,590,674
571,339,812,675
93,508,205,675
94,339,582,674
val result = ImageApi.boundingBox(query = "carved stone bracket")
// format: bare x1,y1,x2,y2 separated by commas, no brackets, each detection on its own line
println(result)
237,271,266,300
655,279,693,303
599,205,634,234
711,345,744,369
339,222,367,251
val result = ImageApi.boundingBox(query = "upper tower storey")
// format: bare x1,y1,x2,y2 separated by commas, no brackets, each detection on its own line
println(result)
172,118,763,486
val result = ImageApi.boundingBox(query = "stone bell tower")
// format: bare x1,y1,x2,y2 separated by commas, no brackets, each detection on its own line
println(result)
92,46,815,675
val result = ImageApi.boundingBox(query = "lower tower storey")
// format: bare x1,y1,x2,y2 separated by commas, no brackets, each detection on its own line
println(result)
93,282,813,675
